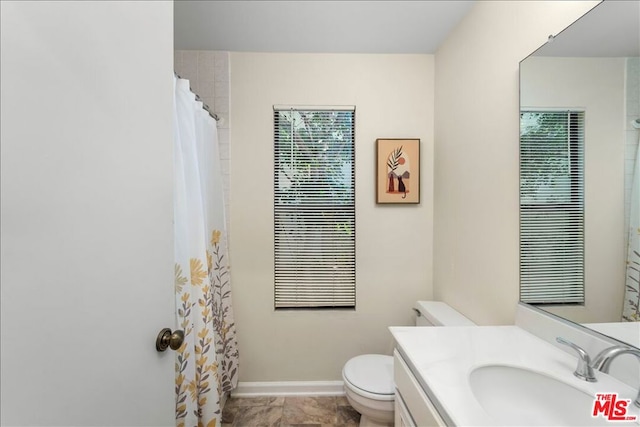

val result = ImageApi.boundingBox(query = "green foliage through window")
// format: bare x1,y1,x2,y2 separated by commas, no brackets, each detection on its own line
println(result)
274,108,356,309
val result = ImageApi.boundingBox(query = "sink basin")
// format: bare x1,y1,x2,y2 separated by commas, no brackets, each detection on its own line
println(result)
469,364,634,426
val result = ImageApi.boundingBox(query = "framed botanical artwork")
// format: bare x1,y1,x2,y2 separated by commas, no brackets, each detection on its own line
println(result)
376,138,420,204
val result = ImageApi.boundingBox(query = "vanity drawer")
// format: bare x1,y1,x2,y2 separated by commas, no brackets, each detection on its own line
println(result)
393,349,447,427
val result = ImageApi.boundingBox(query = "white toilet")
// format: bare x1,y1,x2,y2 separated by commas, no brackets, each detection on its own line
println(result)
341,301,475,427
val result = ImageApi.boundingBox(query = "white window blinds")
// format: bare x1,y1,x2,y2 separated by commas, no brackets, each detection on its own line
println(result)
273,107,356,309
520,110,585,304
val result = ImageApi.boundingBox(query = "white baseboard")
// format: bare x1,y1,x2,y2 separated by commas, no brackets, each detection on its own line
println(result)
231,381,345,397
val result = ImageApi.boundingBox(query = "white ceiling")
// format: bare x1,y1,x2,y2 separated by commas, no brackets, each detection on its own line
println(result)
533,0,639,57
174,1,475,54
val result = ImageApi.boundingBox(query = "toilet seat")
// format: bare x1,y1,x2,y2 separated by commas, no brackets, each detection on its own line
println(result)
342,354,394,401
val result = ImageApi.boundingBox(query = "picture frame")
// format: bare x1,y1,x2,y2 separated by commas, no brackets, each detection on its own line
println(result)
376,138,420,204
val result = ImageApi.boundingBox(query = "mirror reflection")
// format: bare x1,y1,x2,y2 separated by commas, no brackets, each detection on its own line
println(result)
519,0,640,347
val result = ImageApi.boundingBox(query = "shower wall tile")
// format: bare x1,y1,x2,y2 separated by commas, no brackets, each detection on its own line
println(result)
214,53,230,82
215,80,230,98
198,51,216,81
218,129,230,159
624,57,640,240
201,96,215,112
214,96,230,114
197,80,215,99
182,50,198,66
220,161,230,179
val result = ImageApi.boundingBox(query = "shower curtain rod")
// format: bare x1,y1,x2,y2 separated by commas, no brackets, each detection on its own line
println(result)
174,72,220,122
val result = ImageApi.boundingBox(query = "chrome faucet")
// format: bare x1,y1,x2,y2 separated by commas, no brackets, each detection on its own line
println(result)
591,345,640,408
556,337,597,382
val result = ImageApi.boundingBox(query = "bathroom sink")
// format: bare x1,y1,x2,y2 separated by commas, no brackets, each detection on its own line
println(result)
469,364,635,426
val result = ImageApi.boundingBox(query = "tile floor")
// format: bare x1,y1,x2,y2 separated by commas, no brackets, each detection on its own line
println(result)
222,396,361,427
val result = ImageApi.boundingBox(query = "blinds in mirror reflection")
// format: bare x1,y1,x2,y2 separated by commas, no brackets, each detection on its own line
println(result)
520,110,585,304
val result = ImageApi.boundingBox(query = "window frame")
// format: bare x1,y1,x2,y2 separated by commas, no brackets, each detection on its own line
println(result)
273,106,356,310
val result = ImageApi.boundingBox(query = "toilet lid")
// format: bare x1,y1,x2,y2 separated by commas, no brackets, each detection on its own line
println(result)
343,354,394,396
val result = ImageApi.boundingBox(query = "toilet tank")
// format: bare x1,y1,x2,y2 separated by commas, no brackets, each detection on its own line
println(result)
414,301,476,326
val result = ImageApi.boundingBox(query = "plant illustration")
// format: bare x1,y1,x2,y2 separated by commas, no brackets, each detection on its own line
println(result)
387,145,403,193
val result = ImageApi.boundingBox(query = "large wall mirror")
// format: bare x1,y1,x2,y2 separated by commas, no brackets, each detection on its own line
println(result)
519,0,639,348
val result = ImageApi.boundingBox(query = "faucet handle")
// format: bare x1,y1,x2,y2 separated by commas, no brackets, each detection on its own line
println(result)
556,337,597,382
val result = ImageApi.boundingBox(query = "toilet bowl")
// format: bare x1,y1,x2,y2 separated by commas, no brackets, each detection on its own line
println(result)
342,354,394,427
342,301,475,427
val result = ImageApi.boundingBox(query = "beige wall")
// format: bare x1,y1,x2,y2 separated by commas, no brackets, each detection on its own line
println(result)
433,1,600,325
225,1,603,382
521,57,626,323
230,53,434,381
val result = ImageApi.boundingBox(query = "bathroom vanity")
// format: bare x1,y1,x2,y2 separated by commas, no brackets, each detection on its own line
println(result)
389,325,639,427
393,348,446,427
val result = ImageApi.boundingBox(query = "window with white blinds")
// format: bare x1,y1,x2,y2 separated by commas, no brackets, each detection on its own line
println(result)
520,110,585,304
273,107,355,309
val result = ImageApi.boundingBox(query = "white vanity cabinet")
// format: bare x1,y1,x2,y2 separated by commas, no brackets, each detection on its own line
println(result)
394,390,416,427
393,350,447,427
390,324,640,426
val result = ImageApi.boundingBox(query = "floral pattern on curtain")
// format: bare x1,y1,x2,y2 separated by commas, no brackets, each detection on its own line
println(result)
623,147,640,321
173,76,239,427
623,240,640,321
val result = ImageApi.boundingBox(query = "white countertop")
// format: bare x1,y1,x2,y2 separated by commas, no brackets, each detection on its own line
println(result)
389,325,639,426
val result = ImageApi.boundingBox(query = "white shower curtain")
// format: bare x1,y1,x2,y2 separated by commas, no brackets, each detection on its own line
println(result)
623,144,640,322
173,76,239,427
